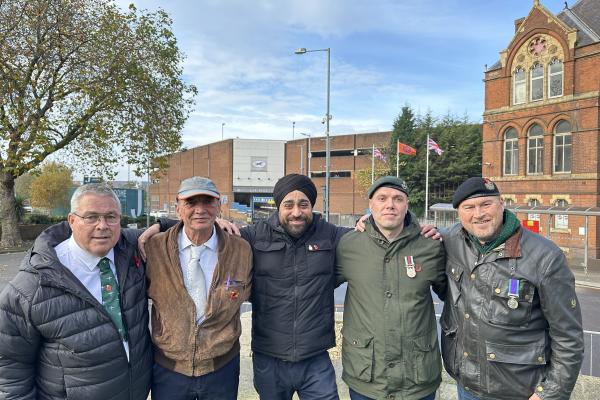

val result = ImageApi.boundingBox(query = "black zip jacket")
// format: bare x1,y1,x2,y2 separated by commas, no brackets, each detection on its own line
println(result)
241,212,349,361
0,222,152,400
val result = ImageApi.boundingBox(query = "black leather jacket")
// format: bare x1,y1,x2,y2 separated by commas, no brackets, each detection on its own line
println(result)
241,212,348,362
440,224,583,400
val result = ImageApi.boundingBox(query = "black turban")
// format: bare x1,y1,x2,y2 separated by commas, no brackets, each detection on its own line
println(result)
273,174,317,209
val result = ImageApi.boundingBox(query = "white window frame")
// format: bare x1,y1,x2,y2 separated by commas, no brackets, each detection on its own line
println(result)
553,120,572,174
548,58,563,98
503,128,519,176
513,67,526,105
530,63,544,101
527,125,544,175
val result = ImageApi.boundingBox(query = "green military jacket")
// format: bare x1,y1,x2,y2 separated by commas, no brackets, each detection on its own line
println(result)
336,213,446,400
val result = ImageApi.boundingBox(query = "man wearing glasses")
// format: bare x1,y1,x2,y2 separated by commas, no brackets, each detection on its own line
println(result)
0,183,152,399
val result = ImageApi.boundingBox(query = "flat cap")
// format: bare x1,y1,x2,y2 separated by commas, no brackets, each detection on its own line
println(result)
177,176,220,200
368,176,409,199
452,177,499,208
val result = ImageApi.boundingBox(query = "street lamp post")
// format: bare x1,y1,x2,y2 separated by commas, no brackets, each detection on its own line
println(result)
292,121,295,140
221,122,225,140
295,47,331,221
299,132,311,177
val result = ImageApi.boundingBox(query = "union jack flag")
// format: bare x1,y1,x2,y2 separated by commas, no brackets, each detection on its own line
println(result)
427,138,443,156
373,147,386,161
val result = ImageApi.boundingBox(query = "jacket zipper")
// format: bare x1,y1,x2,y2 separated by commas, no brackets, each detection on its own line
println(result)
293,243,298,361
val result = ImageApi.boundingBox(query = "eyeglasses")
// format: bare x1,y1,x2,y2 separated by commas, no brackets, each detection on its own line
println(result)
72,213,121,226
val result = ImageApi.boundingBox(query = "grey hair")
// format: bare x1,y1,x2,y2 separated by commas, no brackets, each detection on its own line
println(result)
70,183,121,213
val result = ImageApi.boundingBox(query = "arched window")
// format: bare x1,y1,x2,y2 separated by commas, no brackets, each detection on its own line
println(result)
504,198,515,207
503,128,519,175
513,67,526,104
530,63,544,101
548,58,563,98
527,124,544,174
553,120,572,173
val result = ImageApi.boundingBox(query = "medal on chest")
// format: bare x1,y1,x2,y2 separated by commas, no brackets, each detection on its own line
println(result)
404,256,416,278
507,278,520,309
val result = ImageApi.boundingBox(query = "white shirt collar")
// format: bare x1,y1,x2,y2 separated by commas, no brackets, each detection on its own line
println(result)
67,236,115,271
179,225,218,252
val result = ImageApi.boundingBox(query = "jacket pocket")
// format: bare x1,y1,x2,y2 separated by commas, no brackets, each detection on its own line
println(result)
488,279,535,326
440,324,459,377
342,327,374,383
304,239,334,276
253,241,287,278
447,262,463,306
485,341,546,397
409,331,442,385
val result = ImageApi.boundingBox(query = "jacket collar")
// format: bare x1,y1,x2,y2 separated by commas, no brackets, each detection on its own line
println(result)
460,225,523,258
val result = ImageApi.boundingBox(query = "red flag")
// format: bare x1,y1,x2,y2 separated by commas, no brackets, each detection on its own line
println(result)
397,142,416,156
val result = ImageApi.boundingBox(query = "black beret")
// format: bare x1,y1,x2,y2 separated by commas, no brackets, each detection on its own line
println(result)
452,177,500,208
273,174,317,209
368,176,409,199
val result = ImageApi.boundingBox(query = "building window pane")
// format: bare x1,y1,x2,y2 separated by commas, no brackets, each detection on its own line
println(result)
553,120,572,173
514,68,526,104
503,128,519,175
530,63,544,101
527,124,544,174
548,59,563,97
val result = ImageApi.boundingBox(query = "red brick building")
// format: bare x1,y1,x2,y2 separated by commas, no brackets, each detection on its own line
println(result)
483,0,600,258
286,131,391,219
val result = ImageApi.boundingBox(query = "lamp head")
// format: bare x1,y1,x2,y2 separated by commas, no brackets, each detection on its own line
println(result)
295,48,307,54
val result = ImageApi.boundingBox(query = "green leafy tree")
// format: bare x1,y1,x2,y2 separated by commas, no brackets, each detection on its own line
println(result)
388,109,482,217
15,172,35,200
0,0,196,245
30,162,74,212
389,105,417,168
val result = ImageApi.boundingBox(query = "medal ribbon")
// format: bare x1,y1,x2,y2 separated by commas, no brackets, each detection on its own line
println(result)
508,278,520,298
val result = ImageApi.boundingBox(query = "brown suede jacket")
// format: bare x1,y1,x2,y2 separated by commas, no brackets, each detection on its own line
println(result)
146,221,252,377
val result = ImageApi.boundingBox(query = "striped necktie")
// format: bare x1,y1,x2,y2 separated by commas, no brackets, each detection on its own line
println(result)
98,257,128,341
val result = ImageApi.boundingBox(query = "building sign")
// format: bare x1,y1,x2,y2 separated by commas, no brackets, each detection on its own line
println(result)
253,196,275,205
555,214,568,230
83,176,102,184
251,157,268,172
527,213,540,221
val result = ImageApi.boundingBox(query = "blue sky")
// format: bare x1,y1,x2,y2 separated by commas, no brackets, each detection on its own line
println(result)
111,0,569,179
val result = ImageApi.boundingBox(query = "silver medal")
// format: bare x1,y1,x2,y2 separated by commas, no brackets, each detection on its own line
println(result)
406,266,416,278
507,296,519,309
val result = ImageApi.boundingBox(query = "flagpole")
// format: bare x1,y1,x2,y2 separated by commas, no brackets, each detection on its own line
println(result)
396,140,399,177
371,144,375,184
425,134,430,221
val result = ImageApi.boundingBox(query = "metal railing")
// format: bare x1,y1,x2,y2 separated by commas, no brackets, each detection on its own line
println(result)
582,329,599,377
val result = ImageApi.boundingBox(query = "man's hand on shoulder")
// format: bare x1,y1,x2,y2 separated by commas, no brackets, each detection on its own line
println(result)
138,223,160,261
420,224,442,241
217,218,241,236
354,214,369,232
